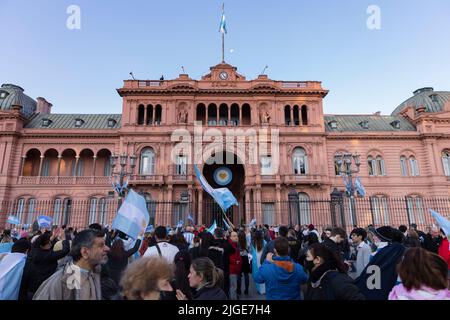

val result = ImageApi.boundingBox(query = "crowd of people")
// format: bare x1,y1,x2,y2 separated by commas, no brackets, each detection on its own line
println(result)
0,220,449,300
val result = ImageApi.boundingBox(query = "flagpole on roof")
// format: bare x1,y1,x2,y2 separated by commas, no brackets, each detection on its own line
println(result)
220,3,226,63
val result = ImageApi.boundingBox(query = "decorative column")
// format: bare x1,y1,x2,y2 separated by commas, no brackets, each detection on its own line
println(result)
276,185,282,225
167,185,173,226
56,155,62,176
197,187,203,226
38,155,44,176
19,156,26,176
92,155,97,183
255,186,262,225
143,105,148,126
239,106,242,125
228,106,231,126
290,106,294,126
74,156,80,177
245,187,251,225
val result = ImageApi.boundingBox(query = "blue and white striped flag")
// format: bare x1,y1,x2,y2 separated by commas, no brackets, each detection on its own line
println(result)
429,209,450,237
355,176,366,197
194,165,238,213
219,4,227,34
207,220,217,235
249,218,256,228
145,225,154,233
7,215,20,225
0,252,27,299
37,215,52,228
177,220,184,228
187,213,195,224
112,189,150,239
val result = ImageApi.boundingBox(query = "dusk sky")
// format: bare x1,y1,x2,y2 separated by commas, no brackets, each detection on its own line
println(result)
1,0,449,115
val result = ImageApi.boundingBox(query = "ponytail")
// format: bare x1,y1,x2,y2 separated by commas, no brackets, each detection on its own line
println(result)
191,257,224,289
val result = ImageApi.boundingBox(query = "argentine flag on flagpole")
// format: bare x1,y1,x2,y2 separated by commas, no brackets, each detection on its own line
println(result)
194,165,238,213
355,176,366,197
112,189,150,239
0,252,27,299
219,4,227,34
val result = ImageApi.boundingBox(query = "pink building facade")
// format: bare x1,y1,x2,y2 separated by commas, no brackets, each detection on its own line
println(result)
1,63,450,229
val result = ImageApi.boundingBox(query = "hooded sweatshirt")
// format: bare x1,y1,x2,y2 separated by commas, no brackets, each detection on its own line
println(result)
253,255,308,300
389,284,450,300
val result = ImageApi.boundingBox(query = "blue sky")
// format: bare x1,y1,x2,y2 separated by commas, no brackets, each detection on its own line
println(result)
1,0,449,115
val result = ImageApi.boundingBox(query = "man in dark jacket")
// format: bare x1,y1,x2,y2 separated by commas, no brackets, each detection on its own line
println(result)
322,227,346,262
209,228,234,298
20,230,70,299
354,226,405,300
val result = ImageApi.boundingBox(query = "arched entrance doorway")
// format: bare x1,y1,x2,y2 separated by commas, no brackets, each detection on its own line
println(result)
202,151,245,227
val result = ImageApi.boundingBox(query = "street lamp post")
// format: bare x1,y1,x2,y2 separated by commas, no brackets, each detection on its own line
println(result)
334,152,361,226
110,152,137,210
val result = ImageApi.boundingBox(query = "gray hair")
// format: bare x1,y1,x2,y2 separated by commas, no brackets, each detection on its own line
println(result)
70,229,103,262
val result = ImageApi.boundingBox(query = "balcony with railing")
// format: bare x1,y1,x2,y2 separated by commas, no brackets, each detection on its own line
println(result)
18,176,111,185
283,174,326,185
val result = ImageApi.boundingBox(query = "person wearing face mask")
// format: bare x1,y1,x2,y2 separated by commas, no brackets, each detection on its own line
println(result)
175,257,227,300
354,226,406,300
120,256,174,300
304,243,365,300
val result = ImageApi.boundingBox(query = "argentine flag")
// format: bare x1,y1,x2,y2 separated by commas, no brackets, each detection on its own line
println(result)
112,189,150,239
429,209,450,237
0,252,27,299
37,216,52,229
7,215,20,225
207,220,217,235
219,9,227,34
249,218,257,228
355,176,366,197
194,165,238,213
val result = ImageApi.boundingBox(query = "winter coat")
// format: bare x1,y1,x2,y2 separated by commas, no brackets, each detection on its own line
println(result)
253,255,308,300
25,239,70,295
228,240,242,275
33,262,102,300
389,284,450,300
304,268,365,300
106,239,141,285
354,242,406,300
193,285,228,300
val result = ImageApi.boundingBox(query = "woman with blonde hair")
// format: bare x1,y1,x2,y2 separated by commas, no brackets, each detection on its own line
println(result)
176,257,227,300
120,257,174,300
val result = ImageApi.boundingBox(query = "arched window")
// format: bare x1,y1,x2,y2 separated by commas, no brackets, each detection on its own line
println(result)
230,104,239,126
409,156,419,176
140,148,156,175
284,105,291,125
54,197,71,226
260,155,272,175
99,198,108,226
137,104,145,125
196,103,206,124
26,198,36,225
219,104,228,126
15,198,25,223
298,193,311,225
42,158,50,176
241,104,251,125
292,148,308,175
370,195,389,225
76,159,84,176
442,150,450,176
146,104,153,125
207,104,217,125
176,154,188,175
144,193,156,226
155,104,162,125
334,153,351,176
368,155,385,176
293,105,300,125
406,195,425,225
400,156,408,176
301,105,308,125
88,198,98,225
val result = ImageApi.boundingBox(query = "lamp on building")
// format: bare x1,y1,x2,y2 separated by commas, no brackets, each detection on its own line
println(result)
110,153,137,209
334,151,361,226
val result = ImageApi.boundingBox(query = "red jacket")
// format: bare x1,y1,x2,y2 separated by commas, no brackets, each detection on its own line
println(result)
438,237,450,269
229,240,242,275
